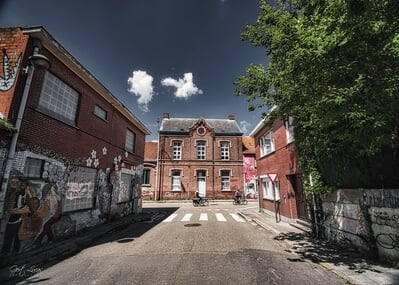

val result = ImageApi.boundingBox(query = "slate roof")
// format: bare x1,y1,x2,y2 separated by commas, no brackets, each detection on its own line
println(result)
159,118,242,136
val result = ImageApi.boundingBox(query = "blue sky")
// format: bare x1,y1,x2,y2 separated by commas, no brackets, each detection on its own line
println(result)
0,0,267,141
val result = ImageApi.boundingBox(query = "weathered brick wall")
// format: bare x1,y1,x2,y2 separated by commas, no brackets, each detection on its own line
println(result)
0,28,29,120
17,44,145,169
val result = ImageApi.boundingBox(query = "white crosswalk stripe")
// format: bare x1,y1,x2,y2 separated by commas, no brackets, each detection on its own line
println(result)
199,213,208,221
230,213,245,222
162,212,247,223
163,213,178,223
215,213,227,222
181,213,192,221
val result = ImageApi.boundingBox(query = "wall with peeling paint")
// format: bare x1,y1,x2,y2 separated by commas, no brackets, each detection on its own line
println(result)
322,189,399,264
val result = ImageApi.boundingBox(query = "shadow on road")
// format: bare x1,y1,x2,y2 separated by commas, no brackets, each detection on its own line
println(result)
274,231,399,284
0,207,178,285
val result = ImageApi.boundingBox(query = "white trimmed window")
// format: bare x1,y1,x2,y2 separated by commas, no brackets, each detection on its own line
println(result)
221,170,231,191
285,116,294,144
261,176,280,201
220,141,230,160
171,170,181,191
39,71,79,125
125,129,136,153
173,141,182,160
260,131,275,157
197,140,206,160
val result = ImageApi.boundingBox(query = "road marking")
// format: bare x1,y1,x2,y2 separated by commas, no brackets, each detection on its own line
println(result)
163,213,178,223
199,213,208,221
215,213,227,222
230,213,245,222
181,213,193,222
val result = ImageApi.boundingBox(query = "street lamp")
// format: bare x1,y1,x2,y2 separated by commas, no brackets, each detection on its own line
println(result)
0,46,50,218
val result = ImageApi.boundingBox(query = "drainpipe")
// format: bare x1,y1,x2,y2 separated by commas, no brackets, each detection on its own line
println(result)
0,42,50,218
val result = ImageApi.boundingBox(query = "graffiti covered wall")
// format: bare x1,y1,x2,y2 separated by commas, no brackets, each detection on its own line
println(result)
0,148,143,255
322,189,399,264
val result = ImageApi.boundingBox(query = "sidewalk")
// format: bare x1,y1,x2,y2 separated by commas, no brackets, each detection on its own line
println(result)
0,210,154,285
238,206,399,285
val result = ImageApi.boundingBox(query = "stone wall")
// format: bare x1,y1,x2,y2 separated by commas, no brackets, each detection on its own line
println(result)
322,189,399,263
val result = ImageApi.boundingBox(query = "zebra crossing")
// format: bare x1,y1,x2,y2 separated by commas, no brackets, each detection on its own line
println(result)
162,212,246,223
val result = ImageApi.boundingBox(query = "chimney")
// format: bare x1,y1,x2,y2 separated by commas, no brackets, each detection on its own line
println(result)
228,114,235,120
163,112,170,119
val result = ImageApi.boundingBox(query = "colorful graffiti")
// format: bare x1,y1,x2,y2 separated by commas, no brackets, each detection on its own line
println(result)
1,178,61,254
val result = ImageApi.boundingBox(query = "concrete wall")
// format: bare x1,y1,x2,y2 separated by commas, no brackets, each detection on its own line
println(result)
322,189,399,263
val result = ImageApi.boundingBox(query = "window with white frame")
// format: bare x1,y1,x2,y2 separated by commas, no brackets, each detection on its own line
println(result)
24,158,44,178
197,140,206,160
260,131,275,156
261,176,280,201
171,170,181,191
220,141,230,160
142,169,150,185
285,116,294,144
221,170,231,191
173,141,182,160
125,129,136,153
39,71,79,125
94,104,107,121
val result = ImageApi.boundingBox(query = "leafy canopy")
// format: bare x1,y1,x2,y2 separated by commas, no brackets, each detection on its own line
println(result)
235,0,399,192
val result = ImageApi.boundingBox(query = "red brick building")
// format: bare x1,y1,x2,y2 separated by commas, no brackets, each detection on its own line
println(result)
250,115,309,223
0,26,149,255
156,113,244,200
142,141,158,200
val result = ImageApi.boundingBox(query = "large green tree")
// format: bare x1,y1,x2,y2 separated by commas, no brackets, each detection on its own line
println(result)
235,0,399,192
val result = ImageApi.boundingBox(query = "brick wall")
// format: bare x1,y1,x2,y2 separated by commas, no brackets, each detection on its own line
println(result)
158,127,244,200
254,119,303,221
0,28,29,120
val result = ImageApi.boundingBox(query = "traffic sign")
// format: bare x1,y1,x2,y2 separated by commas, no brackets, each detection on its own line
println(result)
267,172,278,183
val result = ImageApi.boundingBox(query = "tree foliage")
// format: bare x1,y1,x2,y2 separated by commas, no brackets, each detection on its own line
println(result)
235,0,399,192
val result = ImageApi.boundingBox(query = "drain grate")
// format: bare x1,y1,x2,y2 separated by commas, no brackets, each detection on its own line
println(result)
117,238,134,243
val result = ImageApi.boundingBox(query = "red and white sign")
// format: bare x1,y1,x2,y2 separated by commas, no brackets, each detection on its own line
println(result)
267,172,278,183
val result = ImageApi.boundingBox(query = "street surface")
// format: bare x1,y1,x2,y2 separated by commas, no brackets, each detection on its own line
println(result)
18,201,345,285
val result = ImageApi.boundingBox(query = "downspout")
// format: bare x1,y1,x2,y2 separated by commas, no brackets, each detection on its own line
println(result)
0,43,47,218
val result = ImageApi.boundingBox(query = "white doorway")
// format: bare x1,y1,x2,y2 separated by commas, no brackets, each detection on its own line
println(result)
197,170,206,197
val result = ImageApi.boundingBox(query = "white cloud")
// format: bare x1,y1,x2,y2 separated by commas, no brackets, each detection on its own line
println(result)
240,120,251,134
161,72,203,99
127,70,154,112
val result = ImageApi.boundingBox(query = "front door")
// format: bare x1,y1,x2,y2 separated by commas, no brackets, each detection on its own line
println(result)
197,170,206,197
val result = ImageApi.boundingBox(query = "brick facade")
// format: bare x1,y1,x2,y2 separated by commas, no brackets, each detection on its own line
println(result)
157,114,244,200
0,26,149,255
251,117,309,222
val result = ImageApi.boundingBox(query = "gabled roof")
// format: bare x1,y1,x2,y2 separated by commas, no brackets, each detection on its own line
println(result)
159,117,242,136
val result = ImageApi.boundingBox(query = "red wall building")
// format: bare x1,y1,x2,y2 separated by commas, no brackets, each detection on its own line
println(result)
0,26,149,255
156,113,244,200
250,115,309,223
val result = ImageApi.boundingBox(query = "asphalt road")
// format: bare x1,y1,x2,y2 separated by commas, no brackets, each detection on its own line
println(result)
18,201,346,285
